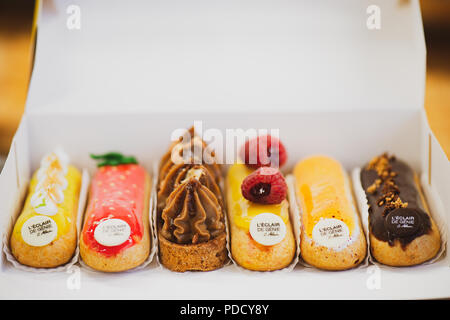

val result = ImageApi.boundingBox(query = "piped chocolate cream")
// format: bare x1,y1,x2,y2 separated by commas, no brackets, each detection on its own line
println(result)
157,127,226,245
160,173,225,244
158,164,223,213
159,127,221,184
360,154,432,249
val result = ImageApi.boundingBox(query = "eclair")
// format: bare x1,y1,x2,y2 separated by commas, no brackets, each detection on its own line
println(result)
80,152,151,272
226,135,296,271
359,153,441,266
226,164,296,271
10,149,81,268
157,128,228,272
293,155,367,270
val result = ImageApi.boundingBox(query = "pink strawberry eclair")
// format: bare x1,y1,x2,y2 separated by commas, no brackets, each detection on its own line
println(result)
80,152,151,272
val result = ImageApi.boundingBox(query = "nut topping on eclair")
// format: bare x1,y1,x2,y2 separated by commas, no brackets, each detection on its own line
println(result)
361,153,433,249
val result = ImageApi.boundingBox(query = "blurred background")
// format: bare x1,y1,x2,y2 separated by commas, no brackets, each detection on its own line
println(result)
0,0,449,170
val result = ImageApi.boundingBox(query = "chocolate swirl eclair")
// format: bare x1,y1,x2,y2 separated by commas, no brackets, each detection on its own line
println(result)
156,127,228,272
160,169,224,244
360,154,440,266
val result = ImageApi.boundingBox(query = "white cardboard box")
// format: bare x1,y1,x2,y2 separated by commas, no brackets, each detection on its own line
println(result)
0,0,449,299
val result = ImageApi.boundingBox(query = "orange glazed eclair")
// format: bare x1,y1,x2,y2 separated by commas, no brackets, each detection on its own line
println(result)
293,155,366,270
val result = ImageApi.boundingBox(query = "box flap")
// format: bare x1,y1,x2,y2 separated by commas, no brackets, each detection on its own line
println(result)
26,0,425,113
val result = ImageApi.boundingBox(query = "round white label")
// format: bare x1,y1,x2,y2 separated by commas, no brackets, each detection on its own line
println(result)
249,212,287,246
21,215,58,247
94,219,131,247
312,218,350,249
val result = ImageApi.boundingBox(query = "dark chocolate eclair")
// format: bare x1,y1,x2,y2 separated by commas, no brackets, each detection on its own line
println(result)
360,153,432,249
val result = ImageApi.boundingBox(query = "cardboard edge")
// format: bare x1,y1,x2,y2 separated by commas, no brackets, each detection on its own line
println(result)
420,173,448,266
351,168,374,266
0,117,31,271
152,160,163,270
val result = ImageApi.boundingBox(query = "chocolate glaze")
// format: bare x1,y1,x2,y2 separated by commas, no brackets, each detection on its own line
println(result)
360,154,432,249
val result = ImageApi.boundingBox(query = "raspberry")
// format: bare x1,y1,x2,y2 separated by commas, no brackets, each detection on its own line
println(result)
239,135,287,169
241,167,287,204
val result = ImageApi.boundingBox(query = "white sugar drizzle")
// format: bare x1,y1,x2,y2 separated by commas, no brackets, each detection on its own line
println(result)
30,149,69,216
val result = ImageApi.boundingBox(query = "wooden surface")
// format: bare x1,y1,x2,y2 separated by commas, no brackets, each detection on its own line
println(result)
0,0,449,159
423,2,450,160
425,58,450,160
0,1,34,154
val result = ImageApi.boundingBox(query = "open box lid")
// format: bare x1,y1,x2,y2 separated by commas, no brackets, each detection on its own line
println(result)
26,0,426,114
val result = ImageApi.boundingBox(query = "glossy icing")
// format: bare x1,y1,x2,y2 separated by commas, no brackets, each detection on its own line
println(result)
82,164,147,256
12,165,81,244
227,163,289,231
293,156,356,239
360,154,432,248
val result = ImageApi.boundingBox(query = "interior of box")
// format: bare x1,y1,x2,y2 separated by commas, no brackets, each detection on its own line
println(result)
28,0,426,114
24,109,423,173
0,109,448,299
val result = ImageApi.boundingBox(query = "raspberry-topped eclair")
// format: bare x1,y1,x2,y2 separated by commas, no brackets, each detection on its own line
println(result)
80,153,151,272
226,135,296,271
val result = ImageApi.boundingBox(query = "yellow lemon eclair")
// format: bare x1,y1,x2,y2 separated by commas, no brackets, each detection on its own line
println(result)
226,164,296,271
10,150,81,268
293,155,366,270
